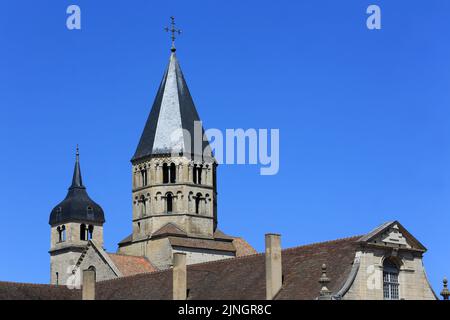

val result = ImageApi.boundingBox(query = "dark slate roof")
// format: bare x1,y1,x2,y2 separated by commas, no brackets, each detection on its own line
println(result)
168,236,236,253
95,236,359,300
0,281,80,300
118,233,133,245
132,52,213,162
49,149,105,226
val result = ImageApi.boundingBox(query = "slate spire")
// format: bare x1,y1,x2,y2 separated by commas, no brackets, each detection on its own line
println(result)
49,146,105,225
71,145,84,189
132,52,213,162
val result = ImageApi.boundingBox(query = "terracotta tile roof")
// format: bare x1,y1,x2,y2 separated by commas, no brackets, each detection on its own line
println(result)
232,237,257,257
213,229,234,240
108,254,157,276
152,223,187,238
95,236,360,300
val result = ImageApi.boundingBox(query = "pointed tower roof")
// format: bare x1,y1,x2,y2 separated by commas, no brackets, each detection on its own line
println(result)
49,147,105,226
132,52,213,162
71,145,83,188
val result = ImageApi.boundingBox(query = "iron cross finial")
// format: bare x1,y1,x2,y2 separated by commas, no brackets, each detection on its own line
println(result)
164,16,182,52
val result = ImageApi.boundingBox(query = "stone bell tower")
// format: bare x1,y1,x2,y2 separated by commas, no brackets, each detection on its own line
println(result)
129,50,217,240
117,21,237,269
49,147,105,285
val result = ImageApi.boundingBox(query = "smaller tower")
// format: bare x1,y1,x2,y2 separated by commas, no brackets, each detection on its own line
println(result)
49,147,105,285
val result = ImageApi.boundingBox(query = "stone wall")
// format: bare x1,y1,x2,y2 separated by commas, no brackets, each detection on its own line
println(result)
75,247,118,282
343,249,436,300
49,222,103,285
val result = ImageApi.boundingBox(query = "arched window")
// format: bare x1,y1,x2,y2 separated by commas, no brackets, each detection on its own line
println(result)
166,193,173,213
163,163,169,184
55,272,59,285
87,266,97,282
193,165,197,184
141,168,148,186
139,195,147,216
197,165,202,184
88,225,94,240
205,194,210,214
383,258,400,300
57,225,66,242
170,163,176,183
193,165,203,184
192,164,203,184
195,193,202,214
80,224,86,241
57,226,62,242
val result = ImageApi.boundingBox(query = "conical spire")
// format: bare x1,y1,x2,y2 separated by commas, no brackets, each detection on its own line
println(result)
132,52,213,162
70,145,84,189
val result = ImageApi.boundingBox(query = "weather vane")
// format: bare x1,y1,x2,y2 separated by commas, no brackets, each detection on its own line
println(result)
164,16,182,52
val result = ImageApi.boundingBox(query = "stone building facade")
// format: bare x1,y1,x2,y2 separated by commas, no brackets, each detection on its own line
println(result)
29,41,439,300
47,46,256,285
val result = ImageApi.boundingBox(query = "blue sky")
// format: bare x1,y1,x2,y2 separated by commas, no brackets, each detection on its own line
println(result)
0,0,449,294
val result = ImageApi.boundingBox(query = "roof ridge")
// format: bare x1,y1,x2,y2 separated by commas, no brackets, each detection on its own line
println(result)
97,267,171,284
182,235,363,268
99,235,363,284
108,252,148,258
0,280,75,288
280,235,363,253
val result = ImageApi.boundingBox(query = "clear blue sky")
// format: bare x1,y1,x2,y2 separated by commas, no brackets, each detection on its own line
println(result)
0,0,449,294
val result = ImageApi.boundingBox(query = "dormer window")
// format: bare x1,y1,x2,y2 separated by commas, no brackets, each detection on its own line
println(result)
87,206,94,217
383,258,400,300
55,207,62,221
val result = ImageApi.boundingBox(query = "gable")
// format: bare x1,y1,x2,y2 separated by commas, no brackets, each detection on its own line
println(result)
74,241,122,282
358,221,426,252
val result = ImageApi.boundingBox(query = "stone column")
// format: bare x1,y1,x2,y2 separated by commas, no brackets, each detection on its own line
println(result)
137,169,142,188
173,253,187,300
188,164,193,183
207,166,213,185
265,234,282,300
201,166,206,185
188,193,193,213
156,165,161,184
